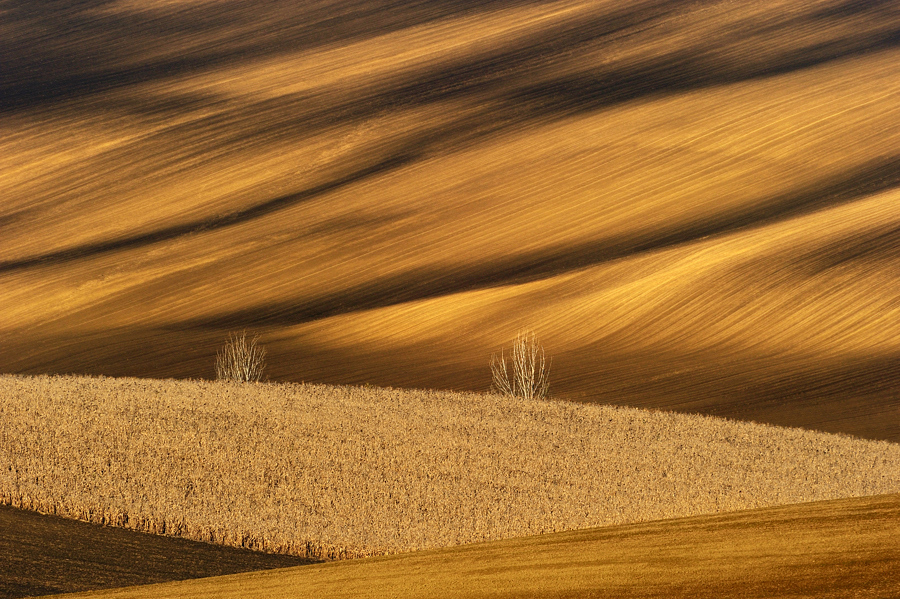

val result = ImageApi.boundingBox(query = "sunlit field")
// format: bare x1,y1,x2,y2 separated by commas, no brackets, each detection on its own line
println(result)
3,374,897,559
3,0,900,596
45,493,900,599
2,0,899,440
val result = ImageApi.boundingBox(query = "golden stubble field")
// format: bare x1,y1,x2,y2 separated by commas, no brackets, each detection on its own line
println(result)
1,0,899,440
3,374,898,560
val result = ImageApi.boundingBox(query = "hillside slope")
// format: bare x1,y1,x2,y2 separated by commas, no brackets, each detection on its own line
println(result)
3,374,898,559
0,504,310,599
45,493,900,599
2,0,899,439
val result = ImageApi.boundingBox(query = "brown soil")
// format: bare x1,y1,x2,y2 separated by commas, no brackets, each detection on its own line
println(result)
44,493,900,599
1,0,899,441
0,504,310,599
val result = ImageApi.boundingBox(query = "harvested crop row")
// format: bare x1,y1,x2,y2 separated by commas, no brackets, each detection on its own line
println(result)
2,374,898,559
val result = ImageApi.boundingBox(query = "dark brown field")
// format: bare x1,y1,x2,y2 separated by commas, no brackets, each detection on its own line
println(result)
43,493,900,599
2,0,899,440
0,504,310,599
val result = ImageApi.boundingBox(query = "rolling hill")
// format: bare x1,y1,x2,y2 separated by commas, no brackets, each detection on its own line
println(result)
4,2,899,596
2,0,899,440
3,374,898,560
41,492,900,599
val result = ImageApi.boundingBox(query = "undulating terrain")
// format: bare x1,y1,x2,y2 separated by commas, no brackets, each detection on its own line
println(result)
0,504,311,599
3,1,900,596
42,493,900,599
2,0,899,440
3,374,898,561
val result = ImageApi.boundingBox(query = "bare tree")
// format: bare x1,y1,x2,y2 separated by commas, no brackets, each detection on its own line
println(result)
491,330,550,400
216,331,267,383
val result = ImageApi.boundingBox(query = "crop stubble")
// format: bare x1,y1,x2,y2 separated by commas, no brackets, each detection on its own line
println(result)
2,374,898,560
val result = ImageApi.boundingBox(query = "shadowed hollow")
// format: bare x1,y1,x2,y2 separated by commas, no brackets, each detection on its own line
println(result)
0,504,311,599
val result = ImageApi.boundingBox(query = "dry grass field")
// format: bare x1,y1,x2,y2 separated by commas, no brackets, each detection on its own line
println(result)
0,504,310,599
43,493,900,599
2,374,898,561
1,0,899,441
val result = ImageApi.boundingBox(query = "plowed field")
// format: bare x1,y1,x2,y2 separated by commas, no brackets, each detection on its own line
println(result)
2,0,899,439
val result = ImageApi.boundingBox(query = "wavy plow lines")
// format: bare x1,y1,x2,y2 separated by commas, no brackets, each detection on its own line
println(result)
1,0,900,439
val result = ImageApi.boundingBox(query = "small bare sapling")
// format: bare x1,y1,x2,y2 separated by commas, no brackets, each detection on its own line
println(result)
491,330,550,400
216,331,267,383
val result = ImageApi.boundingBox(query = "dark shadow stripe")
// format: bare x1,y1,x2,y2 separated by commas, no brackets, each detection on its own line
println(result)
0,153,416,274
0,504,312,599
178,154,900,329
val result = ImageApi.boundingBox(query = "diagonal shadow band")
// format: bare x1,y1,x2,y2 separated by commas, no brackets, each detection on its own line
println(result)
3,1,898,277
0,152,417,275
0,0,564,114
179,154,900,330
6,0,897,127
